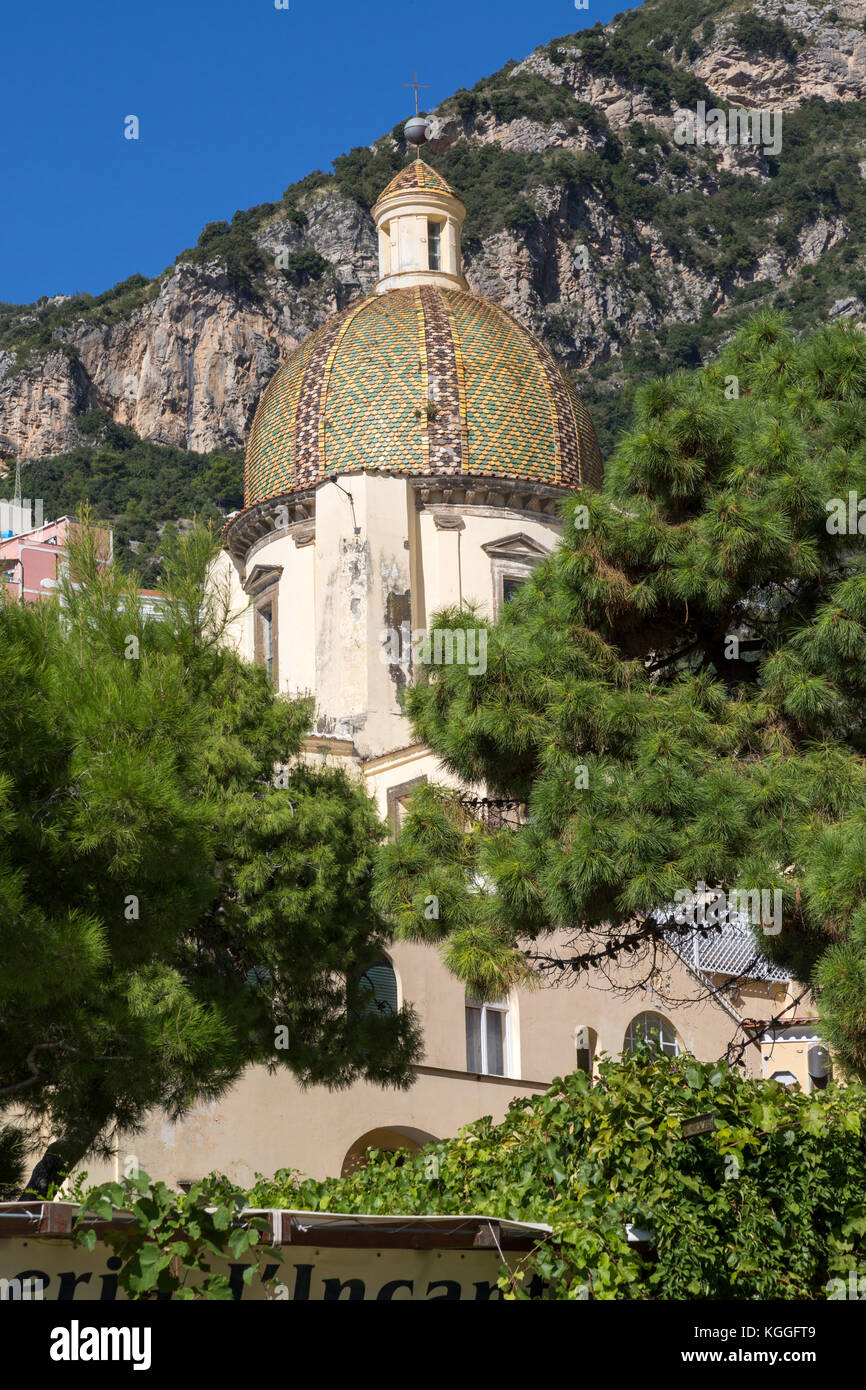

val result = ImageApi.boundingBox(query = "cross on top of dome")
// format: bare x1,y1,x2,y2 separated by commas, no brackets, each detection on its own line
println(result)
402,71,429,115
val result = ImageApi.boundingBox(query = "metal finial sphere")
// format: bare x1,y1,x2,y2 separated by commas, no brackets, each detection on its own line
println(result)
404,115,430,147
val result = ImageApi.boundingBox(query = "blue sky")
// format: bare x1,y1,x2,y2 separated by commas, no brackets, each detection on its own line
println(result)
0,0,628,305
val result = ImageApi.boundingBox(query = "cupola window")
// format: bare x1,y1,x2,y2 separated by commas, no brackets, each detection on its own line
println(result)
427,220,442,271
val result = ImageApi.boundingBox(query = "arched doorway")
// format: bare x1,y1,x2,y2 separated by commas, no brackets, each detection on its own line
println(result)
341,1125,438,1177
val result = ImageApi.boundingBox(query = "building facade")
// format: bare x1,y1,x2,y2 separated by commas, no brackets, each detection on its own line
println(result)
84,159,811,1189
0,514,112,603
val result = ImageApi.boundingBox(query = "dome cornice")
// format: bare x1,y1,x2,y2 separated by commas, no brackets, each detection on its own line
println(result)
223,487,315,564
371,184,467,228
223,475,570,565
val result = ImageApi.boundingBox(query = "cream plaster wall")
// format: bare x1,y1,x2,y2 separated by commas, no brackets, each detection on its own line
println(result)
225,481,563,759
417,506,561,619
279,535,316,696
312,475,415,756
207,548,249,659
81,929,768,1189
212,527,316,698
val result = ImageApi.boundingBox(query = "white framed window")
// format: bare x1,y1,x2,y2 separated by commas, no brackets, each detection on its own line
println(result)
465,997,510,1076
428,220,442,270
624,1011,680,1057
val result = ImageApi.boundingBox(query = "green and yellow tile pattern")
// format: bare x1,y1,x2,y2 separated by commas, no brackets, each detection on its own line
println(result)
243,286,603,507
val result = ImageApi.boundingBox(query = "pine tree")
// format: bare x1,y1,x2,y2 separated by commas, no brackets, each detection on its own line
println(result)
0,520,420,1195
374,313,866,1077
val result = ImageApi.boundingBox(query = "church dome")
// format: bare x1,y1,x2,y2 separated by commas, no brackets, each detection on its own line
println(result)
244,285,603,506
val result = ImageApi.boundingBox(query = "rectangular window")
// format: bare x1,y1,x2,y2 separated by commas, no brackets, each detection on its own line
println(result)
465,1006,483,1073
575,1026,594,1075
386,775,427,838
258,603,274,682
485,1008,505,1075
249,574,280,686
465,999,509,1076
502,577,525,604
428,221,442,271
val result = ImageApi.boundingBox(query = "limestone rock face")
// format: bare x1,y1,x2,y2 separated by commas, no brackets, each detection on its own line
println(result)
690,1,866,109
0,349,89,459
513,0,866,117
0,188,379,460
1,0,863,461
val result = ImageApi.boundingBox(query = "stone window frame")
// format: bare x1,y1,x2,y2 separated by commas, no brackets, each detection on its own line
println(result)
246,565,282,689
482,533,552,618
386,774,427,838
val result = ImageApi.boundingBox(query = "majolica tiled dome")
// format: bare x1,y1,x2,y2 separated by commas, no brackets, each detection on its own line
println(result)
244,286,603,506
378,160,457,198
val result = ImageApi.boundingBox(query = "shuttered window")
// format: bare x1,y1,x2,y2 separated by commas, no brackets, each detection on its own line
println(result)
358,959,398,1016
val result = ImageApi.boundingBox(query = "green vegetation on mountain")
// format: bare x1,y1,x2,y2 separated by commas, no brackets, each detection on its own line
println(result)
176,219,272,300
442,67,628,129
545,20,711,109
732,13,805,61
0,275,162,372
607,0,718,47
28,411,244,587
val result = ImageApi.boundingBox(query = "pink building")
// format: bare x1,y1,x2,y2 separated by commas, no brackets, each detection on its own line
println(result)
0,515,113,603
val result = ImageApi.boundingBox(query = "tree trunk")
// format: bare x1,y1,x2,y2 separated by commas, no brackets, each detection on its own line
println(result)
20,1124,105,1199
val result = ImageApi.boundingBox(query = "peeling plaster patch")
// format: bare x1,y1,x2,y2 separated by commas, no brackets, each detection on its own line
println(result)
384,583,412,694
312,711,366,740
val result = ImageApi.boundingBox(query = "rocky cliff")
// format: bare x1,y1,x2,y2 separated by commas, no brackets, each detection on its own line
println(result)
2,0,865,465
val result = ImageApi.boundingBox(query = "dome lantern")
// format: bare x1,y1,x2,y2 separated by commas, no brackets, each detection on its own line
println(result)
371,159,468,294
